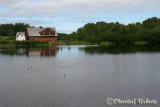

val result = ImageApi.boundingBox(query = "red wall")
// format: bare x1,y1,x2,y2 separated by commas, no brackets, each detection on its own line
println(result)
29,36,57,41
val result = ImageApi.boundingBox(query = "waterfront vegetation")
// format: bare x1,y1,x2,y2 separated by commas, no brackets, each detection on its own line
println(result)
0,17,160,47
0,40,150,48
58,17,160,45
0,40,49,48
0,40,67,48
0,23,29,37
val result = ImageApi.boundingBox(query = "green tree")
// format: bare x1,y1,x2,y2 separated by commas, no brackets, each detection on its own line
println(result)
9,32,15,40
66,17,160,45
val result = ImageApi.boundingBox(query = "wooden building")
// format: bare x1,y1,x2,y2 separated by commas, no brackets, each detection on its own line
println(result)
26,26,58,41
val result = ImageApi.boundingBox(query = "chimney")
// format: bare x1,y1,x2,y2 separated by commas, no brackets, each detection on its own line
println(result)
39,26,42,29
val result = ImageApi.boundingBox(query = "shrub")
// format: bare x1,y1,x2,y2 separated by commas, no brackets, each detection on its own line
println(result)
0,40,8,44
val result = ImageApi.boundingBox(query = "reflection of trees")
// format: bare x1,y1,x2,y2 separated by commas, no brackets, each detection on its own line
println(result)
79,45,160,55
0,48,27,56
1,45,160,56
0,47,57,57
68,47,71,51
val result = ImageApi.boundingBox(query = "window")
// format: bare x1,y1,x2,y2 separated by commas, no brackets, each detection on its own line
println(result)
51,32,55,35
45,32,48,35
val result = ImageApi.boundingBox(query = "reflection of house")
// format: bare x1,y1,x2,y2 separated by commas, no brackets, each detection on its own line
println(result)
17,48,27,54
26,47,57,57
40,48,57,56
15,32,26,41
26,26,58,41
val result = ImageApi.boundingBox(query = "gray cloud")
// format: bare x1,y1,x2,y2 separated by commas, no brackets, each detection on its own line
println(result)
0,0,160,17
62,16,117,23
0,0,160,33
0,18,49,25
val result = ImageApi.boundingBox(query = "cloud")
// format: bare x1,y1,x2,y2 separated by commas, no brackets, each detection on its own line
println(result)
62,16,117,24
0,0,160,33
0,0,160,17
0,18,47,25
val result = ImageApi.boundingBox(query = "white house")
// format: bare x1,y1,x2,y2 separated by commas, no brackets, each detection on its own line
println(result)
15,32,26,41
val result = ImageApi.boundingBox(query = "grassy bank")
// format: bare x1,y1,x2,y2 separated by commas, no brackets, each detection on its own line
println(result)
0,40,49,47
67,41,148,46
67,41,114,45
68,41,91,45
0,40,66,48
0,36,10,40
49,41,65,46
0,40,150,48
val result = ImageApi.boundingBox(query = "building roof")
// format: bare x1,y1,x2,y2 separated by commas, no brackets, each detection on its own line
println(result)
27,27,58,37
15,32,25,37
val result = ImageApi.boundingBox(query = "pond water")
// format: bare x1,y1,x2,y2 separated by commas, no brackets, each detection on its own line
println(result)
0,45,160,107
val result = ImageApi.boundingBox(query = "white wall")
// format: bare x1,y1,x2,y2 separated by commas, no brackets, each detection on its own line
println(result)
16,34,26,41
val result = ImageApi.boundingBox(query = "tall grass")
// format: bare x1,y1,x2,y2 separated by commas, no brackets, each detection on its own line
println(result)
0,40,49,47
100,42,113,46
50,41,65,46
68,41,91,45
15,40,49,46
0,36,11,40
134,41,146,45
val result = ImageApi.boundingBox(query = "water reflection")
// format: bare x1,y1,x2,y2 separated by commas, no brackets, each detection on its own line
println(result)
0,47,58,57
79,45,160,54
0,45,160,107
26,47,57,57
0,45,160,57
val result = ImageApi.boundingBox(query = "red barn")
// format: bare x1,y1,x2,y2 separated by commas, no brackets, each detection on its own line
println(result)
26,26,58,41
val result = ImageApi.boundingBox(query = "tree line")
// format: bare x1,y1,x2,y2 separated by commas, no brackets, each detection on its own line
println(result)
1,17,160,45
0,23,30,39
59,17,160,44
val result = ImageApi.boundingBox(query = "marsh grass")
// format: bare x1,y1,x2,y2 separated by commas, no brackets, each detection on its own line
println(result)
134,41,146,45
0,40,49,47
50,41,65,46
0,36,11,40
68,41,91,45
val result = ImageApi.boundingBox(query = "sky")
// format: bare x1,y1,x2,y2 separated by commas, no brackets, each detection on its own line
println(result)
0,0,160,33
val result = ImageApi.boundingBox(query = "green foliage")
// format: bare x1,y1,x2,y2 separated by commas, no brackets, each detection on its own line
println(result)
0,36,10,40
142,17,160,29
0,23,30,37
14,23,30,33
50,41,66,46
9,32,15,40
0,40,49,47
69,41,91,45
58,33,70,40
14,40,49,46
1,17,160,45
0,41,8,44
58,17,160,45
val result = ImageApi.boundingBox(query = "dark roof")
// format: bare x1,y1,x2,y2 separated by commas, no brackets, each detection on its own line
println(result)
27,27,58,36
15,32,25,37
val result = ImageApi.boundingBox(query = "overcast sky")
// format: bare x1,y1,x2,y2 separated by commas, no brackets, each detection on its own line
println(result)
0,0,160,33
